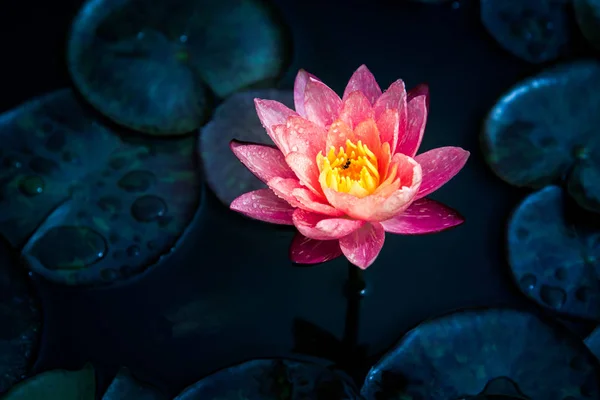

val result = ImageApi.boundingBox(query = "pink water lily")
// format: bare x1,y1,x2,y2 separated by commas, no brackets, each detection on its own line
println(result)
230,65,469,269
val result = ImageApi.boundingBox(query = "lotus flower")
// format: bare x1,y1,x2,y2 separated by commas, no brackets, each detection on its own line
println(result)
230,65,469,269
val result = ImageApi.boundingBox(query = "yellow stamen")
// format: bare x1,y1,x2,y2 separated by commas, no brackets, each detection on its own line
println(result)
316,139,380,198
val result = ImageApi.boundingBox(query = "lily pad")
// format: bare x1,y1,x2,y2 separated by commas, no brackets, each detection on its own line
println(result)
173,358,359,399
482,60,600,213
575,0,600,51
585,326,600,362
0,239,41,394
199,89,294,205
67,0,291,135
1,364,95,400
480,0,571,63
361,308,600,400
102,367,167,400
507,186,600,320
0,89,201,286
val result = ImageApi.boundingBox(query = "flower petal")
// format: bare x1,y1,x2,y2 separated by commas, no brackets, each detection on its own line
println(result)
284,116,327,161
407,83,430,108
325,119,355,152
293,69,319,118
267,177,303,207
230,140,296,183
396,95,427,157
339,222,385,269
230,189,294,225
376,108,399,154
291,187,345,216
254,99,297,151
285,151,322,196
342,65,382,105
304,77,342,128
414,147,470,200
381,198,464,234
293,209,364,240
374,79,407,151
339,90,375,129
289,233,342,264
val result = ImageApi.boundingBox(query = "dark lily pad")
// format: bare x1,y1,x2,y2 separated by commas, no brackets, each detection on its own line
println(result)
360,308,600,400
173,358,359,399
507,186,600,320
482,60,600,213
67,0,291,135
199,89,294,206
575,0,600,51
480,0,571,63
0,89,201,286
102,367,167,400
0,239,41,394
1,364,95,400
585,326,600,362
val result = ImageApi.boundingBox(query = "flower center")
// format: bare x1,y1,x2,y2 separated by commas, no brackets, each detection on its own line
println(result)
316,139,380,198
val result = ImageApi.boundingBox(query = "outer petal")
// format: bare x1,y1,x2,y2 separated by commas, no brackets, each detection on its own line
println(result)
285,152,322,196
342,65,382,105
339,90,375,129
230,140,296,183
254,99,297,151
293,69,319,118
414,147,470,200
304,77,342,128
267,177,303,207
291,187,344,216
293,209,365,240
284,116,327,161
381,198,464,234
373,79,407,151
339,222,385,269
407,83,430,108
395,95,427,157
230,189,294,225
289,233,342,264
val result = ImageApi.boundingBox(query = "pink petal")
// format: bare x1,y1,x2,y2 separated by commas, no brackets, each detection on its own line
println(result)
289,233,342,264
407,83,430,108
339,222,385,269
342,65,382,105
230,140,296,183
374,80,407,151
381,198,464,234
304,77,342,128
352,118,382,161
254,99,298,151
395,95,427,157
376,108,399,152
230,189,294,225
285,152,322,196
339,91,374,129
325,119,355,153
293,69,319,118
293,209,364,240
414,147,470,200
267,177,303,207
291,187,345,217
284,116,327,161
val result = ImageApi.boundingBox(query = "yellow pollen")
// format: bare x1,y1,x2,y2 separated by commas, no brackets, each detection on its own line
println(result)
316,139,380,198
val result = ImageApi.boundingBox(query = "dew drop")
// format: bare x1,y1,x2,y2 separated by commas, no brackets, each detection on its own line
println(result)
539,284,566,308
3,156,22,169
127,245,140,257
18,176,45,196
29,156,59,175
118,170,156,193
131,195,167,222
519,274,537,291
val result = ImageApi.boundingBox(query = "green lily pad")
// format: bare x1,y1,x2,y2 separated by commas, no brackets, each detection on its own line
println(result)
1,364,95,400
575,0,600,51
0,89,201,286
67,0,291,135
174,358,359,399
480,0,571,63
360,308,600,400
507,186,600,320
199,89,294,206
482,60,600,213
586,326,600,363
102,367,167,400
0,239,41,394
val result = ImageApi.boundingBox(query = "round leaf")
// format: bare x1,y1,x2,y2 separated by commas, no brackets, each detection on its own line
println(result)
67,0,291,135
102,367,167,400
585,326,600,363
507,186,600,320
0,89,202,286
361,308,600,399
480,0,571,63
574,0,600,50
174,358,359,399
199,89,293,205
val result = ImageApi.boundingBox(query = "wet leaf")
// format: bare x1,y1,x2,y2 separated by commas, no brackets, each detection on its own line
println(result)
574,0,600,51
102,367,167,400
507,186,600,320
199,89,294,205
173,358,359,399
585,326,600,362
1,364,95,400
360,308,600,400
480,0,571,63
67,0,291,135
482,60,600,213
0,239,41,394
0,89,201,286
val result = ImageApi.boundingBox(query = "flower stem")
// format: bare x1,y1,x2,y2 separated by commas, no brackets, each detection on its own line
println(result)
342,261,365,375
